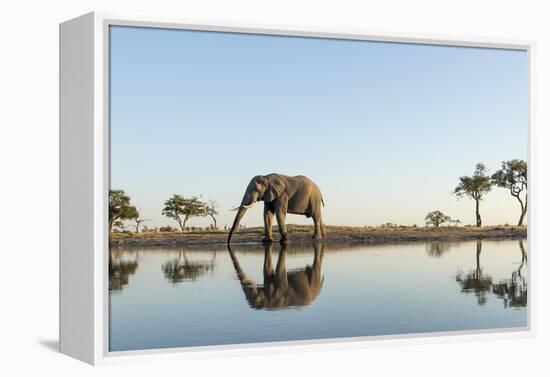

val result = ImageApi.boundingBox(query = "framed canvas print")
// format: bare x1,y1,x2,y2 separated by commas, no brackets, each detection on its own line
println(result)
60,12,535,365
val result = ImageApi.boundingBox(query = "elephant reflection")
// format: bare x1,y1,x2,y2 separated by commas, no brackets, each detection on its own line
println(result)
456,240,493,305
109,250,139,292
492,239,528,308
228,243,324,310
162,250,216,284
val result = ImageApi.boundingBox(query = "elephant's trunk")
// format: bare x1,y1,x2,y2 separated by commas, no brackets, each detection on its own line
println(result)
227,245,247,284
228,206,248,244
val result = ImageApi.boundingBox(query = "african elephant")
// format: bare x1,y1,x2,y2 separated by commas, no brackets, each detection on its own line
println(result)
227,243,324,310
228,174,325,243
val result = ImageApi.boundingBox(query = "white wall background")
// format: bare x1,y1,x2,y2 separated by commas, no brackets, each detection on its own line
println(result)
0,0,548,375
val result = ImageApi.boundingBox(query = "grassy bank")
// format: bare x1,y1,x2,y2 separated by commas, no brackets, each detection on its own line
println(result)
109,224,527,248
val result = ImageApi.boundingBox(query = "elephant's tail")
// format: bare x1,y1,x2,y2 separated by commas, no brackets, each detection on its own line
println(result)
321,197,325,207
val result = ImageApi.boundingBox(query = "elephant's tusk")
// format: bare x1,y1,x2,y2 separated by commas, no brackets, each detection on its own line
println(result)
230,203,255,212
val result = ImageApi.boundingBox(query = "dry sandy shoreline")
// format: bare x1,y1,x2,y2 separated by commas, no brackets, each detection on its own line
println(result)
109,225,527,249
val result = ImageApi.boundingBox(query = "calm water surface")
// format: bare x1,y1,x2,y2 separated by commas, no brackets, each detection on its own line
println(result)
109,239,528,351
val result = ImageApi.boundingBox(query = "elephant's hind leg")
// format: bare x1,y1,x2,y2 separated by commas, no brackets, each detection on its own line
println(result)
312,216,322,240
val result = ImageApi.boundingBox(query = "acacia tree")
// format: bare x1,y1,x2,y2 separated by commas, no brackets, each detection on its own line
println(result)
426,242,452,257
162,195,207,231
205,200,220,229
454,163,492,227
112,220,126,232
456,241,493,305
129,208,150,233
425,210,452,228
109,190,137,233
491,159,528,226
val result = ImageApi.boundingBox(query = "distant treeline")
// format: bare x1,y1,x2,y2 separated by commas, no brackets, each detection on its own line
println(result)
109,159,527,233
425,160,527,228
109,193,220,233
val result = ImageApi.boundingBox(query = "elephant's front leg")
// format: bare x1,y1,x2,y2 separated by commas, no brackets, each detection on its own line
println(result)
263,206,274,242
275,246,288,292
275,208,288,242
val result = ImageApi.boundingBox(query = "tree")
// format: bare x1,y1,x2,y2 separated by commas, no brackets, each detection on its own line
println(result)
205,200,220,229
109,250,139,292
454,163,492,227
112,220,126,232
425,242,452,257
128,208,150,233
162,251,216,284
425,210,452,228
456,241,493,305
491,239,527,308
109,190,137,233
162,195,207,231
491,159,528,226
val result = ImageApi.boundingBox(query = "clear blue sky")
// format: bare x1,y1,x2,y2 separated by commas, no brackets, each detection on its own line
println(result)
110,26,528,229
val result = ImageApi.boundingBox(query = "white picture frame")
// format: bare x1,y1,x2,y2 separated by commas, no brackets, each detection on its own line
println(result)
59,11,536,365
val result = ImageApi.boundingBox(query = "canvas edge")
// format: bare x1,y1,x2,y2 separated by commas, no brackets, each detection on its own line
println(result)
59,11,96,365
59,10,536,365
98,10,533,49
526,40,536,340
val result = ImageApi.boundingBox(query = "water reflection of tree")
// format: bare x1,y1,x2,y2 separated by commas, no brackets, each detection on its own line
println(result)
456,240,493,305
491,239,528,308
161,250,216,284
109,250,139,292
227,242,324,310
425,242,453,257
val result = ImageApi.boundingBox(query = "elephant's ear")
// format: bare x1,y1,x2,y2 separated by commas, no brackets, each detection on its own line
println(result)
264,177,285,203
